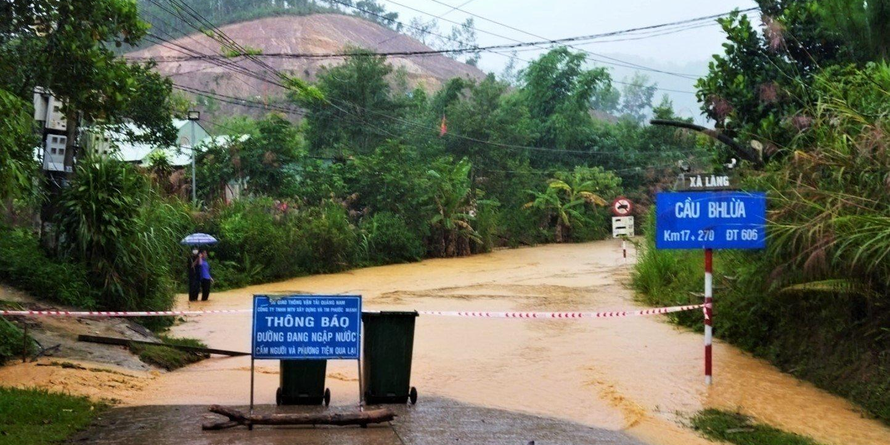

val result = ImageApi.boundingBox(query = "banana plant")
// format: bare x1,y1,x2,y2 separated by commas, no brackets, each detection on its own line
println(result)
428,159,481,257
524,167,611,242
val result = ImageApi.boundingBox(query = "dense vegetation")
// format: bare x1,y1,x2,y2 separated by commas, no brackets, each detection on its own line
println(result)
0,4,703,374
187,47,702,289
635,0,890,425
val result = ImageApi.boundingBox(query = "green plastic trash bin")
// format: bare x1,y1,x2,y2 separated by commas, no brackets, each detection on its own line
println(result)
361,311,419,404
277,360,331,406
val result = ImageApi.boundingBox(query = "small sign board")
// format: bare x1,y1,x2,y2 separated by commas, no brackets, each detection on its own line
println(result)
677,173,734,191
655,191,766,250
612,216,635,238
251,295,361,360
611,197,634,216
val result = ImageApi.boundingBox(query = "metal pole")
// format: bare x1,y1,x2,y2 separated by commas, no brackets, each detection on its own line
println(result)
357,359,363,411
249,357,255,430
704,248,714,385
191,120,197,204
22,324,28,363
357,315,364,411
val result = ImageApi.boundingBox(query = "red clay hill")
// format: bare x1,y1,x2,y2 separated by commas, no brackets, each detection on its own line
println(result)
127,14,485,122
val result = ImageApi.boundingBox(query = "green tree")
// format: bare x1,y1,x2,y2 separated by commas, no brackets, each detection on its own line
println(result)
620,73,657,123
695,3,848,151
518,47,613,166
0,89,37,199
297,50,402,156
817,0,890,62
524,167,619,242
442,75,536,193
1,0,180,170
350,140,434,232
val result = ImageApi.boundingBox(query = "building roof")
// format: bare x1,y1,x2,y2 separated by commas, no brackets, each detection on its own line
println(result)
92,120,219,167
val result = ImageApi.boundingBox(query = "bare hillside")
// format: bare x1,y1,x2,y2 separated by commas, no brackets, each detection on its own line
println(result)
127,14,485,122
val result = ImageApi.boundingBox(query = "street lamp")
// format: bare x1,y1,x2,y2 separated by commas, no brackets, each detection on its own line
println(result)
187,110,200,204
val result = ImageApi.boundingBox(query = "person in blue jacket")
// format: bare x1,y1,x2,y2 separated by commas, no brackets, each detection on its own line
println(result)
198,249,214,301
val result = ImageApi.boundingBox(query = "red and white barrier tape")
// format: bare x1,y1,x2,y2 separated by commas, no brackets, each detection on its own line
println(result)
418,304,704,319
1,304,704,319
0,309,250,317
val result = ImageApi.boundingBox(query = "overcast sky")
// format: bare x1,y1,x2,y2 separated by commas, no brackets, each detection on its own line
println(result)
380,0,761,122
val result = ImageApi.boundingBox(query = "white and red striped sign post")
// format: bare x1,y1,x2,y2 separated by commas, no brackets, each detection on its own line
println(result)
655,190,767,386
704,248,714,385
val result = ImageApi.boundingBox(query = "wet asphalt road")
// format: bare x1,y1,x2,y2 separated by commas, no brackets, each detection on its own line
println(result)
70,397,644,445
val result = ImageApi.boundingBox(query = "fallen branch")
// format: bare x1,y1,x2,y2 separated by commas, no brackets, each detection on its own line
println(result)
202,405,396,430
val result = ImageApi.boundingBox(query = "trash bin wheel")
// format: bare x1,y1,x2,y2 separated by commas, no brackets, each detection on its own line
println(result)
409,387,418,405
276,387,282,406
324,388,331,406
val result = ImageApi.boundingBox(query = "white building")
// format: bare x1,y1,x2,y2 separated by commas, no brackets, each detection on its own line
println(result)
86,119,211,167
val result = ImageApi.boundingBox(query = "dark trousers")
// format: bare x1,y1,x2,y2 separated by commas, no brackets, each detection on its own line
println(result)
201,279,211,301
188,279,200,302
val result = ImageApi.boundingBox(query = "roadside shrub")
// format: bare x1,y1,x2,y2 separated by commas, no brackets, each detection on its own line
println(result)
362,212,423,265
0,227,96,308
56,156,189,311
0,317,33,365
293,202,359,273
211,198,297,285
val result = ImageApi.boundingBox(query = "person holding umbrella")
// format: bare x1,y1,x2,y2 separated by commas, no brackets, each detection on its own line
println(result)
188,248,201,302
181,233,218,302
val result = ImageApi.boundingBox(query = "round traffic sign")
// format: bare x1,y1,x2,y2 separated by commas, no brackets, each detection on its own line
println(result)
611,197,634,216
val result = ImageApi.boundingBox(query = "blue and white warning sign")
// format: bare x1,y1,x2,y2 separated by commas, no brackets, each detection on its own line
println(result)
251,295,361,360
655,191,767,250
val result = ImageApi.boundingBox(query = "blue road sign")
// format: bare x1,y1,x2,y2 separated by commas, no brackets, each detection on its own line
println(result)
655,191,767,250
251,295,361,360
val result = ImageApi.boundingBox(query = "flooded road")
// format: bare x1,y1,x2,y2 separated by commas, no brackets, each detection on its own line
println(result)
131,240,889,445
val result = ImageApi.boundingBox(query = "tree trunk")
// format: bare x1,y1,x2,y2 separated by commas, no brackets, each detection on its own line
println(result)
202,405,396,430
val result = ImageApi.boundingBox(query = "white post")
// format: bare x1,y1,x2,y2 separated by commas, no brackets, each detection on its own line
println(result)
622,239,627,263
191,120,197,204
704,248,713,385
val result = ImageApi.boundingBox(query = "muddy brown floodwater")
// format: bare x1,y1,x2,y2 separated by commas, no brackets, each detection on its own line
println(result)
127,240,889,445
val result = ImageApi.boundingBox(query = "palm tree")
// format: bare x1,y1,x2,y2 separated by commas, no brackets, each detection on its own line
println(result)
524,168,609,242
428,159,480,257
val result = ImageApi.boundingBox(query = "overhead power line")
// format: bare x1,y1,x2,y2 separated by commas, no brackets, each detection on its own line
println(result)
380,0,756,79
130,7,756,65
145,0,705,158
133,3,756,87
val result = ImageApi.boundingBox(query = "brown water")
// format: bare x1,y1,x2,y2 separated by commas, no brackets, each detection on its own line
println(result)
131,240,890,445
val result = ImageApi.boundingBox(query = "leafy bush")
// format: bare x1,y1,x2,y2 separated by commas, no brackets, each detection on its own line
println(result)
210,197,297,287
362,212,424,265
0,317,33,365
293,202,359,273
0,227,97,308
56,156,189,311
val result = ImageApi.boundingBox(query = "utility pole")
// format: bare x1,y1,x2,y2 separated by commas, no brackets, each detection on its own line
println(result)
187,110,200,205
